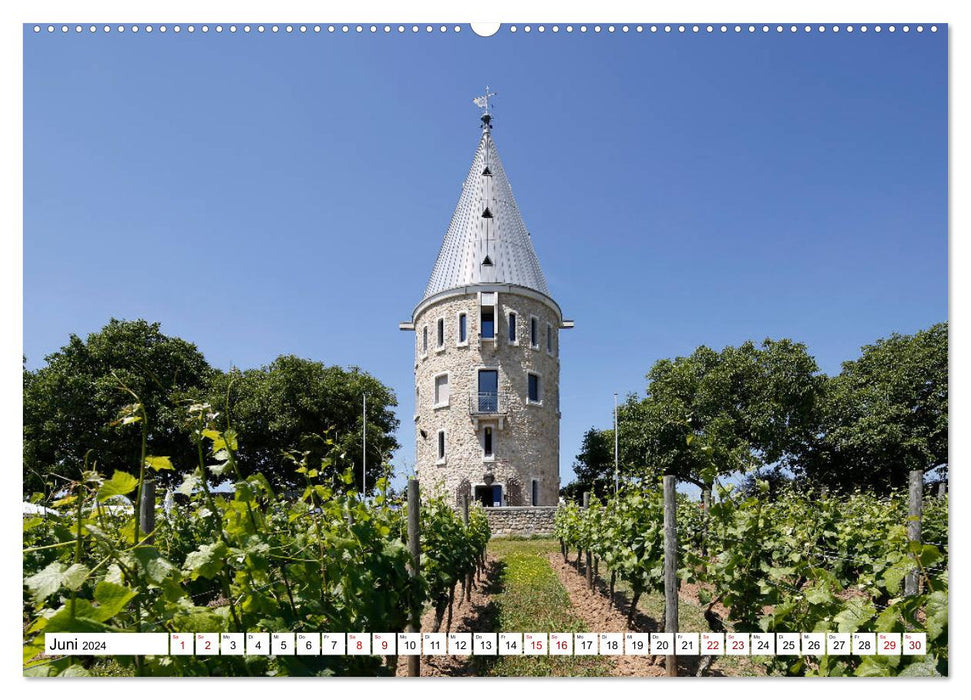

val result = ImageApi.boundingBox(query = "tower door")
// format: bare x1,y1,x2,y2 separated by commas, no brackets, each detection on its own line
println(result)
478,369,498,413
474,484,503,507
474,485,490,507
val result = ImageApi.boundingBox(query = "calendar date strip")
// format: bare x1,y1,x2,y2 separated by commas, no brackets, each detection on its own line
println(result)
44,631,927,657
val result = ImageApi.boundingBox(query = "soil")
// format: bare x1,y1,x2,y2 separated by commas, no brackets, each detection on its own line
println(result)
393,547,749,678
394,555,503,677
546,552,666,677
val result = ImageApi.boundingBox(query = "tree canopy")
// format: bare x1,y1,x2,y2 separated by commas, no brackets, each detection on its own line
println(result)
24,320,400,497
615,338,823,490
573,325,946,496
802,322,948,492
209,355,399,492
561,427,615,502
23,319,212,494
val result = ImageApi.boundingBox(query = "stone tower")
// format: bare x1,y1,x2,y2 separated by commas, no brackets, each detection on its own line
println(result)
400,91,572,508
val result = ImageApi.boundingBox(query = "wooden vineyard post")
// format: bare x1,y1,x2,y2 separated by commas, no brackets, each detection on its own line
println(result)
700,485,711,556
462,493,472,602
905,470,923,597
407,478,421,677
582,491,591,584
139,479,156,544
663,475,678,677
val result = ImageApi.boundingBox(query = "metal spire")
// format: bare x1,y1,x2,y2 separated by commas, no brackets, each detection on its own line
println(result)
420,94,550,304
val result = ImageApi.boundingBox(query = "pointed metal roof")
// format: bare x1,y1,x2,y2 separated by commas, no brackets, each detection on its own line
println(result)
421,115,550,303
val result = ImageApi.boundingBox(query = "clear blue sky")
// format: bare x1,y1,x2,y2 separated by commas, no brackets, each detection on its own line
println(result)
24,26,947,488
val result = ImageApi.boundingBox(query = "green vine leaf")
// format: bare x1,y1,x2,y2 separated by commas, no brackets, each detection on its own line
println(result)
183,541,229,580
92,581,137,621
24,561,69,603
98,470,138,502
145,455,174,471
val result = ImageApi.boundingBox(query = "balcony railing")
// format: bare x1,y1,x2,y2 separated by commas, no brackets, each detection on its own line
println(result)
469,391,508,415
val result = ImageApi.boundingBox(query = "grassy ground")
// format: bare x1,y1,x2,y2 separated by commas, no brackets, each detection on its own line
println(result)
497,538,777,677
479,538,612,677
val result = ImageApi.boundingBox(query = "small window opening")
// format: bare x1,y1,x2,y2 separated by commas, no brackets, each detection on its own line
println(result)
528,373,540,403
438,430,446,460
459,313,467,343
484,426,493,458
482,166,492,176
482,255,493,266
437,318,444,347
482,207,493,219
434,374,449,406
508,312,517,342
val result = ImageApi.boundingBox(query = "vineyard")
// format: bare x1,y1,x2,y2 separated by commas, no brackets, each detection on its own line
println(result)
23,401,490,677
21,397,949,678
553,481,948,676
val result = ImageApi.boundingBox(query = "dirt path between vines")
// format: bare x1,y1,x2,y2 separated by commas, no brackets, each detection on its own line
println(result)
393,545,728,677
394,554,502,677
547,553,666,677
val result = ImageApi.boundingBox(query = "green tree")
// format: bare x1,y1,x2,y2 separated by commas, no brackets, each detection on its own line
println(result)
618,339,823,491
209,355,400,493
23,319,212,495
561,427,615,502
803,322,947,492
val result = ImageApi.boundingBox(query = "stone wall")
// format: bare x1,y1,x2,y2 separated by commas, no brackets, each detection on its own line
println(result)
484,506,557,537
412,288,562,507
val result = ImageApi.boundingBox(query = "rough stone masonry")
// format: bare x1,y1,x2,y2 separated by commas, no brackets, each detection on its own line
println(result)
484,506,558,538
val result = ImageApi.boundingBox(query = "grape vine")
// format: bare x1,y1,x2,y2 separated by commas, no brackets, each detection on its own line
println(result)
23,400,489,677
555,481,948,676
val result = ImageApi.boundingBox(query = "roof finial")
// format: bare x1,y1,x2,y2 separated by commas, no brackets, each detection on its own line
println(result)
473,85,497,129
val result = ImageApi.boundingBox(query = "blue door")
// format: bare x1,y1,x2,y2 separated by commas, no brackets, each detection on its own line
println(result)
492,484,503,507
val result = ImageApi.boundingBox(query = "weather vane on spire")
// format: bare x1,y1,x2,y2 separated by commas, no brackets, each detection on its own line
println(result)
473,85,497,117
